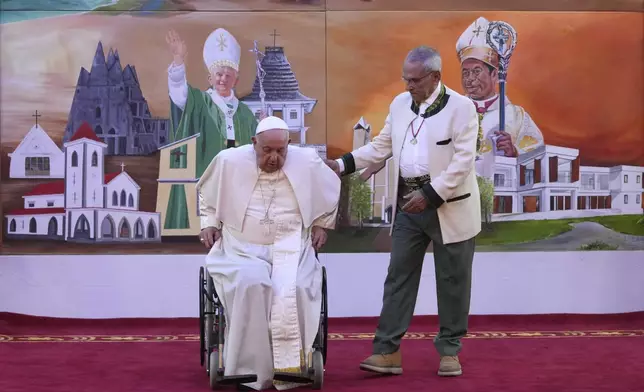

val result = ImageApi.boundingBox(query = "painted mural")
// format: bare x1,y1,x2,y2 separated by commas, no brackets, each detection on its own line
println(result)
0,5,642,254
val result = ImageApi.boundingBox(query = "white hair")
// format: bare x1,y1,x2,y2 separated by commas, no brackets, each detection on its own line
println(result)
405,46,442,72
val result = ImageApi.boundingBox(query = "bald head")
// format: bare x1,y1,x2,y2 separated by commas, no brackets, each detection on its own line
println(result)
252,128,290,173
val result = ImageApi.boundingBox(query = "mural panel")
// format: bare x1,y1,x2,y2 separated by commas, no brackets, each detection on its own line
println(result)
325,11,644,253
0,10,326,254
1,8,642,254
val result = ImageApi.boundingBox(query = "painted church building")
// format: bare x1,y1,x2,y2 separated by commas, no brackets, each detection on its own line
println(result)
8,122,65,179
5,122,161,242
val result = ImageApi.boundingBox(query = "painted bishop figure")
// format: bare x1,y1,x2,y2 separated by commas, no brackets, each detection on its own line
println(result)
456,17,545,179
165,28,258,176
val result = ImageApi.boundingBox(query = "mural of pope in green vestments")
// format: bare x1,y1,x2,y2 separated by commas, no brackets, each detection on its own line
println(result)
163,28,258,230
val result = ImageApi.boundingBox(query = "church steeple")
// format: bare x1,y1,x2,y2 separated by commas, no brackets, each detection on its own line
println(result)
89,42,108,86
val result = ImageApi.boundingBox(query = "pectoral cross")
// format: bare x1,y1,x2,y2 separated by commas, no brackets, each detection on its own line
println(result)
260,213,275,236
32,110,42,127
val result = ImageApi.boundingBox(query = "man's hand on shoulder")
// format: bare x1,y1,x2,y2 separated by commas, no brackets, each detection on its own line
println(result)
324,159,341,176
311,226,328,251
199,226,221,249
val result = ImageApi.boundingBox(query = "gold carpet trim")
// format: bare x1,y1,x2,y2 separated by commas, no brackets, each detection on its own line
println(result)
0,330,642,343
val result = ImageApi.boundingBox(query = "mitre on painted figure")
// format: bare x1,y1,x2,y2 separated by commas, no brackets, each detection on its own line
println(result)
455,16,499,69
203,28,241,72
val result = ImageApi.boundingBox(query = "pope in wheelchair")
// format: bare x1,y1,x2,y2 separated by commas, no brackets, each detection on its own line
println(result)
196,117,341,391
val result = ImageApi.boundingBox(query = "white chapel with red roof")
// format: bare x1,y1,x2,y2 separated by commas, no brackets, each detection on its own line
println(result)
5,122,161,242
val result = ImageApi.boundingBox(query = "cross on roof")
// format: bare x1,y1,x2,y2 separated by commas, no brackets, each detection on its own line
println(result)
32,110,42,127
270,29,280,47
120,162,126,172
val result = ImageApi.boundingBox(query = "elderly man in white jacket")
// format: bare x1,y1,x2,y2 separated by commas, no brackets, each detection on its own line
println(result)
327,46,481,378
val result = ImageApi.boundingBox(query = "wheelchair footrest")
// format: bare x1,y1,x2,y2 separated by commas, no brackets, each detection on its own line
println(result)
273,372,312,384
216,374,258,385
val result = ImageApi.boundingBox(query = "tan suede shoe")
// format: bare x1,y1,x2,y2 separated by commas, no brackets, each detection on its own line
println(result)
437,356,462,377
359,351,403,375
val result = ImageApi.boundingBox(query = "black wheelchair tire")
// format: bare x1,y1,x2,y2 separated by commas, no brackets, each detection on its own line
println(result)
322,266,328,365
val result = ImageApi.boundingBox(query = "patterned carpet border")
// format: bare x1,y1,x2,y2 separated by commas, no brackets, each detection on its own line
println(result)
1,330,643,343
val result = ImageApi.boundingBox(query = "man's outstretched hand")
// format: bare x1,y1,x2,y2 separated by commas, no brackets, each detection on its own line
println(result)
199,226,221,249
324,159,341,176
311,226,328,251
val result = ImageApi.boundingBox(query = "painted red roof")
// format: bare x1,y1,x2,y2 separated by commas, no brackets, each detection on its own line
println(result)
24,181,65,196
105,172,120,183
5,208,65,216
69,122,102,143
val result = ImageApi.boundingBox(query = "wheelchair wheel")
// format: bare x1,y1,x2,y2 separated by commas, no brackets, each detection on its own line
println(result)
199,266,206,366
205,276,215,369
311,350,324,390
208,350,221,390
321,266,328,365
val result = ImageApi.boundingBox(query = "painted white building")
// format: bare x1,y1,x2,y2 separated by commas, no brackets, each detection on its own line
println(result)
8,123,65,179
241,46,316,144
491,144,644,221
5,122,161,242
350,115,643,224
299,143,327,160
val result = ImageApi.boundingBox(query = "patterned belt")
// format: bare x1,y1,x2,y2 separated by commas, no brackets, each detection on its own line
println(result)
400,174,431,191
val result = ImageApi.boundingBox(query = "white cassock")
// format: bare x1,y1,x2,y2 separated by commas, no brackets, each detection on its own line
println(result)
474,94,545,179
196,144,341,391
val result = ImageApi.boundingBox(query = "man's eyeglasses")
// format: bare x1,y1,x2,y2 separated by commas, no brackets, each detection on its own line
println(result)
402,72,434,86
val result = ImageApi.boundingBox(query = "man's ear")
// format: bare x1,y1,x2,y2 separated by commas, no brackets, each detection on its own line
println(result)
207,73,212,85
251,136,257,145
490,68,499,82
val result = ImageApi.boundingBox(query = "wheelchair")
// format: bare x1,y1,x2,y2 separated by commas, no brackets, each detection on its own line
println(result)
198,260,329,390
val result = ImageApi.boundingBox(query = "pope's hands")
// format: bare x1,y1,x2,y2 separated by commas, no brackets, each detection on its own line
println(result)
401,190,428,214
199,226,221,249
311,226,328,251
324,159,341,176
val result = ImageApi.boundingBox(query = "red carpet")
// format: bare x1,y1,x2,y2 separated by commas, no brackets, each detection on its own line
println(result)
1,312,643,392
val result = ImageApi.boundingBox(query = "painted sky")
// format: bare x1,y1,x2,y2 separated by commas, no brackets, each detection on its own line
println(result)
0,11,642,168
326,12,644,166
0,11,327,145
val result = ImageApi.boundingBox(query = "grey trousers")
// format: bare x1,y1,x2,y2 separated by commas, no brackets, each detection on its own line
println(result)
372,208,476,357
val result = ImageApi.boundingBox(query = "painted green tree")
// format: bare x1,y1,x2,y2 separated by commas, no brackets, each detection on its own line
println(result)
348,173,373,230
477,176,495,229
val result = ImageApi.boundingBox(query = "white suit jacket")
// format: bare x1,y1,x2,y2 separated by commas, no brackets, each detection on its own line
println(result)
341,85,481,244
